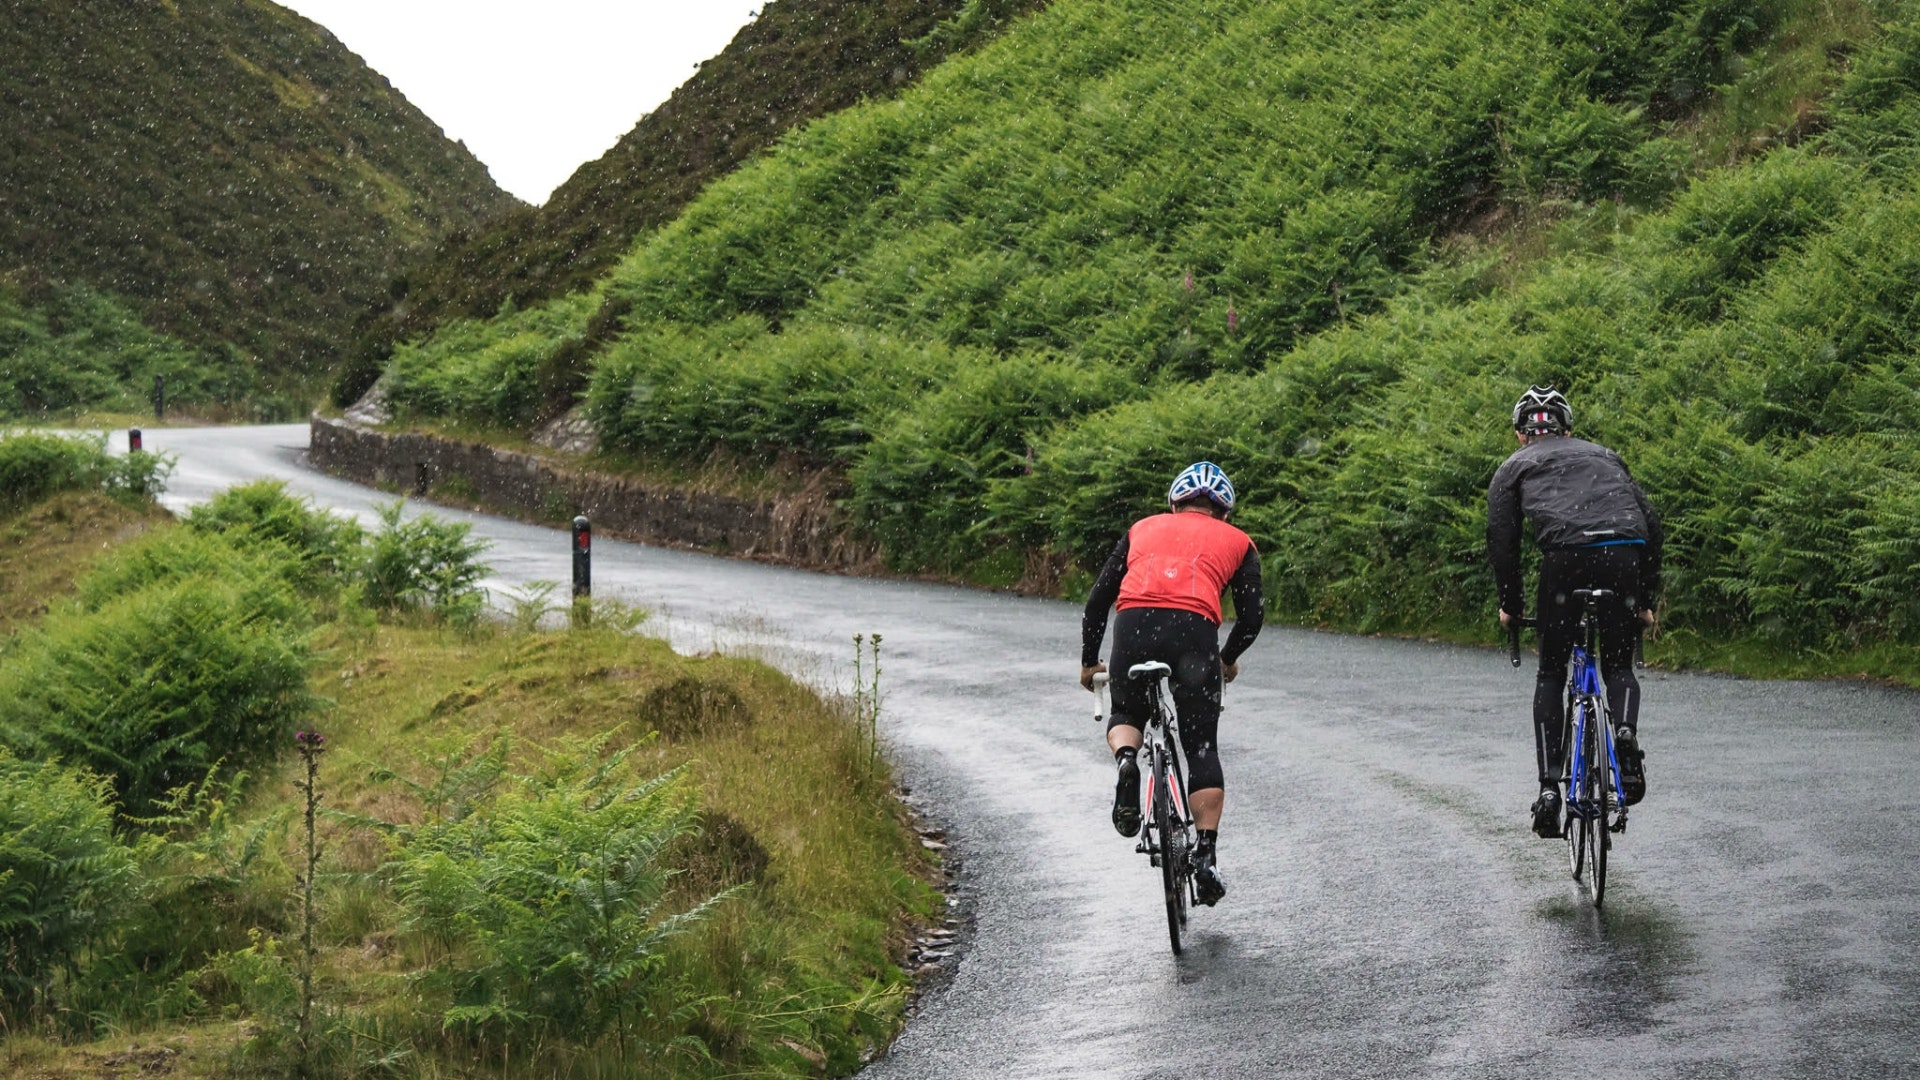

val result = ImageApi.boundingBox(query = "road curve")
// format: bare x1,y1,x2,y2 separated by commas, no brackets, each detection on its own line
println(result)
134,425,1920,1078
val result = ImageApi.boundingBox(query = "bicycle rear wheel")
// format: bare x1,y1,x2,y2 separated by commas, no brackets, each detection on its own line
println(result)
1154,750,1185,955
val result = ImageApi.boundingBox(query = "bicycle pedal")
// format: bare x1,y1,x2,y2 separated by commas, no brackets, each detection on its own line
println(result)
1610,813,1628,835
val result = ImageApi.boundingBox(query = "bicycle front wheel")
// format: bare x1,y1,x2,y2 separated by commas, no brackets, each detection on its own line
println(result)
1154,750,1185,955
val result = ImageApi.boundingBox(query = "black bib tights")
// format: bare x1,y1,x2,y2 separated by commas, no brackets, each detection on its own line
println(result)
1105,607,1226,792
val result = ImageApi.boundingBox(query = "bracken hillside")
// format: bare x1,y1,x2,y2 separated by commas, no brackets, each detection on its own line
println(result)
379,0,1920,676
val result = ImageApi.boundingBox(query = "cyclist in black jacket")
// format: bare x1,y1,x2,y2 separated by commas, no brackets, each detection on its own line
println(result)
1488,386,1660,838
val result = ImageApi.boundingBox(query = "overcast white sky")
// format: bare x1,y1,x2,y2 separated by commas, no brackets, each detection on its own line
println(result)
280,2,759,204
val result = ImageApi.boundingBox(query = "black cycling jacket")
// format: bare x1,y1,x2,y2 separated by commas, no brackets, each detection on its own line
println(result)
1487,435,1663,617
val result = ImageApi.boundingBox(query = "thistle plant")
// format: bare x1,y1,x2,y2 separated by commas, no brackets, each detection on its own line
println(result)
292,728,326,1076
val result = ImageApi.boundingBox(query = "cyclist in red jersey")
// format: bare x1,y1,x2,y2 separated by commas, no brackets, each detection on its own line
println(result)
1080,462,1263,906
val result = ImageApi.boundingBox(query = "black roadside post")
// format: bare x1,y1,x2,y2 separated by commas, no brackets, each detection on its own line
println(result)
128,428,142,453
571,515,591,627
153,374,164,420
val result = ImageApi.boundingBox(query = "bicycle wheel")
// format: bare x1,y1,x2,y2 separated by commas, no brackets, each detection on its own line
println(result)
1154,750,1184,955
1584,710,1609,905
1564,795,1585,880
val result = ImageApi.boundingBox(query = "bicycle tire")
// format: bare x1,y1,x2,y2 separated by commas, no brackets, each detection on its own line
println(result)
1565,797,1585,880
1585,709,1609,906
1154,749,1184,955
1564,700,1585,880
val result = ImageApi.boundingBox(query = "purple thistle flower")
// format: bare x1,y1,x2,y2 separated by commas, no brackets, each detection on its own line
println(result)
1183,271,1194,292
1227,304,1239,334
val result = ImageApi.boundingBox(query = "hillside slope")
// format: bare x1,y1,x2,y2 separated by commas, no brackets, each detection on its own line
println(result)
0,0,514,391
335,0,1047,407
380,0,1920,670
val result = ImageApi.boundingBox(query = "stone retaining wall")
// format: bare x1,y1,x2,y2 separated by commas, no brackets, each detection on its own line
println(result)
309,416,877,571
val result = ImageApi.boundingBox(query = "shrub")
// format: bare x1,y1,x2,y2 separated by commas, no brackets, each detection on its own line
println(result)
186,480,366,590
359,501,490,619
0,573,317,818
383,291,599,428
72,527,307,612
850,353,1136,569
0,431,169,514
586,320,968,465
0,750,137,1017
384,733,731,1049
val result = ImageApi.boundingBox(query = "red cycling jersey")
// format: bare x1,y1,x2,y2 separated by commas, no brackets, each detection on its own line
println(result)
1116,512,1258,624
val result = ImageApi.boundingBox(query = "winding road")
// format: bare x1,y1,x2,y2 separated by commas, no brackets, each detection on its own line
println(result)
138,424,1919,1078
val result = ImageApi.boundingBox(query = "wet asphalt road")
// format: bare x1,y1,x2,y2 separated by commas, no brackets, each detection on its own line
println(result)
134,425,1920,1078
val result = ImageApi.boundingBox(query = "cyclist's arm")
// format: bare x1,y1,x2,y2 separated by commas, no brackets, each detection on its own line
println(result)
1220,545,1263,665
1486,461,1526,616
1081,533,1130,668
1635,483,1664,604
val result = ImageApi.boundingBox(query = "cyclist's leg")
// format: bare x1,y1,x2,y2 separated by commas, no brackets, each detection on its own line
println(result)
1592,547,1647,803
1105,607,1163,752
1164,613,1225,829
1592,547,1645,729
1534,551,1584,788
1161,617,1228,905
1105,608,1170,837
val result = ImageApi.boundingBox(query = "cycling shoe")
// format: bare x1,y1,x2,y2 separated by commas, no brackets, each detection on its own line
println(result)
1530,787,1563,839
1193,851,1226,906
1615,726,1646,806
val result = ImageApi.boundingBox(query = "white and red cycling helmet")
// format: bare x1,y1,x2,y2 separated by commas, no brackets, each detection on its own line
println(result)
1512,385,1572,435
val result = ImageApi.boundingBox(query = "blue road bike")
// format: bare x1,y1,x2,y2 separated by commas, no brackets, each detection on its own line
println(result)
1510,588,1630,907
1093,662,1197,954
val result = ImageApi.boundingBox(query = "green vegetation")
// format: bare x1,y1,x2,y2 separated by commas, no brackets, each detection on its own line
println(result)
337,0,1048,410
0,431,167,515
0,482,935,1076
0,282,279,421
383,0,1920,676
0,0,513,408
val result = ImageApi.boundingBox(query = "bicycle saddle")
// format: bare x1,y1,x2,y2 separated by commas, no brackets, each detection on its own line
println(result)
1128,661,1172,680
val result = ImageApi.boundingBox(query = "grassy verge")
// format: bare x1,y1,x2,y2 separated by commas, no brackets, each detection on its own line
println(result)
0,487,940,1078
0,492,170,638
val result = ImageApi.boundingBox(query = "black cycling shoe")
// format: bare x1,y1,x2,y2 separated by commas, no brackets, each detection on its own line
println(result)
1615,726,1646,806
1530,787,1563,839
1112,754,1141,837
1193,849,1226,906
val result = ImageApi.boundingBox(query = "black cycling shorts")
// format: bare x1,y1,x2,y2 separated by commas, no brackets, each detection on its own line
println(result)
1105,606,1225,791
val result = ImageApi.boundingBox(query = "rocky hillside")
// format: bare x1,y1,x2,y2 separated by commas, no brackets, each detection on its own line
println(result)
0,0,515,393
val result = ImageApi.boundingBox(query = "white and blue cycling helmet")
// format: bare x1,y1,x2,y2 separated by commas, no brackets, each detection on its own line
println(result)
1168,461,1236,514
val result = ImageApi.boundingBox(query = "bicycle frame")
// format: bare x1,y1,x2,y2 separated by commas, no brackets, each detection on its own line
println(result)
1562,604,1628,832
1138,675,1192,850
